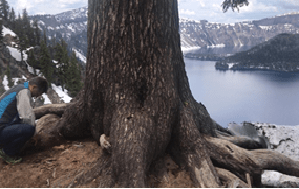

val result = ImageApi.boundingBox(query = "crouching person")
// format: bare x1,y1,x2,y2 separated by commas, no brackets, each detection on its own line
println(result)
0,77,48,164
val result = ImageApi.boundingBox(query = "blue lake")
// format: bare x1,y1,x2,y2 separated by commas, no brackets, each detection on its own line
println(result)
185,58,299,127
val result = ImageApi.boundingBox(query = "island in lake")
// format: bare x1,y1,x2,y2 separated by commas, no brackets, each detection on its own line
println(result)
215,33,299,72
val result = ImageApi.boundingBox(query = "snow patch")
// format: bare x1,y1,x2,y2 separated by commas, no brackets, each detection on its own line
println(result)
181,46,201,52
2,75,9,91
2,26,16,37
207,43,226,48
51,84,72,103
42,93,51,104
72,48,86,64
7,47,28,62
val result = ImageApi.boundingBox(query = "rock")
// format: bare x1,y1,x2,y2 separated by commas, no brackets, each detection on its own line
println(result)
228,122,269,148
252,123,299,187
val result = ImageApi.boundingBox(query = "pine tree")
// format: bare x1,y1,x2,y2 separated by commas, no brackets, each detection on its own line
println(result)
8,8,16,30
33,20,40,46
0,0,9,23
27,49,37,75
54,39,69,90
39,40,53,85
0,18,3,43
21,8,30,47
65,51,82,97
5,65,13,88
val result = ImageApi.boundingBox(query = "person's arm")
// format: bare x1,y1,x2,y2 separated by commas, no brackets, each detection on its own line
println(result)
16,89,36,126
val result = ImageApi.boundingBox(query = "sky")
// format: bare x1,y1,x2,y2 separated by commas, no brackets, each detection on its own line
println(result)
7,0,299,23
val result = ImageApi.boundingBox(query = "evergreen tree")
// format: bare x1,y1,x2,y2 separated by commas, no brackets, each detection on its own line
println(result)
5,65,13,88
0,0,9,23
42,29,47,45
27,49,37,75
54,39,69,90
39,40,53,85
21,9,31,47
0,18,3,43
33,20,40,46
65,51,82,97
8,7,16,30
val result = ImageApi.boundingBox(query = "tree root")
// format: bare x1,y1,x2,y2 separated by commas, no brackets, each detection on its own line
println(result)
206,136,299,186
216,167,251,188
34,103,74,119
169,105,221,188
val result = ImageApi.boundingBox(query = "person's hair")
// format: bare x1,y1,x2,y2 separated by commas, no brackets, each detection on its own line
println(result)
28,77,48,93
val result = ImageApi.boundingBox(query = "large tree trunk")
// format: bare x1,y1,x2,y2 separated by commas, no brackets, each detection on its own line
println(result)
58,0,219,187
56,0,299,187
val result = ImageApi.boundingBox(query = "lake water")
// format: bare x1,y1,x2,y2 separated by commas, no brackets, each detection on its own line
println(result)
185,58,299,127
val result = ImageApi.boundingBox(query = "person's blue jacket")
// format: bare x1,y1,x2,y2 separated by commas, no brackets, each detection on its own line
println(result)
0,82,35,129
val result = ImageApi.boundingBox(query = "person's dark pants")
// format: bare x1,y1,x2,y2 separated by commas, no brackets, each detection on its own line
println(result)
0,124,35,156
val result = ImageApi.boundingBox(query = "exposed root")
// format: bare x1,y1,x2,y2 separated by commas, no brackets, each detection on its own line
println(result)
169,104,220,188
34,103,73,119
206,136,299,185
216,167,251,188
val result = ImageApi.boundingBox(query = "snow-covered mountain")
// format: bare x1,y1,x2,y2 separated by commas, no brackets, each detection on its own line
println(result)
29,7,88,64
30,7,299,60
180,13,299,50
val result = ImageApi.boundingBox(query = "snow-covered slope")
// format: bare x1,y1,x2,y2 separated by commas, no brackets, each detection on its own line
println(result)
2,26,17,37
30,8,299,56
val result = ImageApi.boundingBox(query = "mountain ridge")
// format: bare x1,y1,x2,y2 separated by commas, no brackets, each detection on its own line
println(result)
29,7,299,61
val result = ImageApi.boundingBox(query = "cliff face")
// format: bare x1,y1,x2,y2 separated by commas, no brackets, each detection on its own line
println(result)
30,8,299,61
180,13,299,49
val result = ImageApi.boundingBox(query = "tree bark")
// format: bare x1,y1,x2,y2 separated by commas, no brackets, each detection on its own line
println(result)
34,103,73,119
56,0,299,187
57,0,219,187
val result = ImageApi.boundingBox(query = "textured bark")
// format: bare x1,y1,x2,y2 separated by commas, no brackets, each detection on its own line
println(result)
58,0,219,187
215,168,250,188
34,103,73,119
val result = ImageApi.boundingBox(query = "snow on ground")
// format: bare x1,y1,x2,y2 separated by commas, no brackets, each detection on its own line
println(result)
42,93,51,104
7,47,28,62
51,84,72,103
73,48,86,64
2,26,16,37
2,75,9,91
181,46,201,52
207,43,226,48
12,77,22,86
25,61,35,75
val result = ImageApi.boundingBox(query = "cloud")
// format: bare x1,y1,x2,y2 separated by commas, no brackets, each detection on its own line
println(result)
58,0,82,4
10,0,87,15
240,0,278,13
179,9,196,15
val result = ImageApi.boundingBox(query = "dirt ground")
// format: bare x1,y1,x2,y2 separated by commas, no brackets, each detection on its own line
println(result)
0,138,194,188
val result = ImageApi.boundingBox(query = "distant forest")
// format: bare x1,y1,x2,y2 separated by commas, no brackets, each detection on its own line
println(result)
216,33,299,71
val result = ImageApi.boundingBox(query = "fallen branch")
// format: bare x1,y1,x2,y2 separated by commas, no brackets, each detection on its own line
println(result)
34,103,74,119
